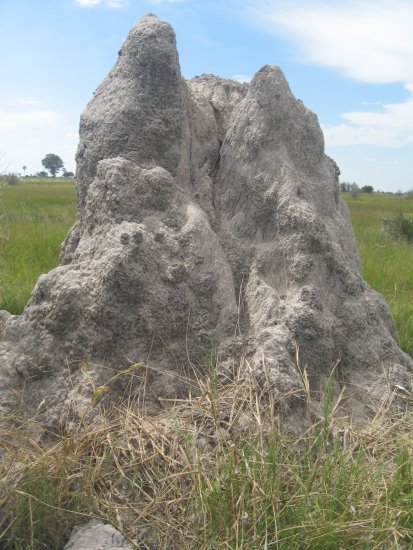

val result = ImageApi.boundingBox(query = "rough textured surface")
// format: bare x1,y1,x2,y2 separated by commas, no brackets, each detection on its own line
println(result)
0,14,412,429
64,520,132,550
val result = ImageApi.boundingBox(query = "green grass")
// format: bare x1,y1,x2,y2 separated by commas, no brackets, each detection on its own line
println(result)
196,428,413,549
5,465,86,549
0,178,76,313
343,192,413,356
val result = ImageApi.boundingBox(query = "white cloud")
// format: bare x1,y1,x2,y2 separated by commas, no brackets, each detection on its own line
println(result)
361,101,382,106
75,0,101,6
74,0,128,7
245,0,413,148
232,74,252,83
246,0,413,84
0,110,61,129
14,97,40,107
106,0,126,6
150,0,188,4
323,91,413,147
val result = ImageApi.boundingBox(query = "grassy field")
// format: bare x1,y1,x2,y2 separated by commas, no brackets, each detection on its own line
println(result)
1,182,413,548
343,192,413,356
0,178,77,314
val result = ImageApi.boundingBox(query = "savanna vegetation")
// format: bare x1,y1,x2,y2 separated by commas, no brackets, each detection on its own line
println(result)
0,178,76,314
1,181,413,548
343,192,413,357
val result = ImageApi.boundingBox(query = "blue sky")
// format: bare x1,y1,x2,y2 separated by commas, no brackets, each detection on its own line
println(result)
1,0,413,192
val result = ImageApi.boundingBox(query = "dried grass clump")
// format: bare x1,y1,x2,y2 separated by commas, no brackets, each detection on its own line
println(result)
1,360,413,549
382,213,413,244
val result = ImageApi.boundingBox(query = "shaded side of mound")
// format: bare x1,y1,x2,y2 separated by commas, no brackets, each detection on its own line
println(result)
0,14,411,429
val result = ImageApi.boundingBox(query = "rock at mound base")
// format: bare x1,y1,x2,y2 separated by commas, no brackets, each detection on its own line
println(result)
64,520,132,550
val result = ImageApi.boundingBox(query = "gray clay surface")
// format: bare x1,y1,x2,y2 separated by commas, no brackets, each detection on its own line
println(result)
0,14,412,428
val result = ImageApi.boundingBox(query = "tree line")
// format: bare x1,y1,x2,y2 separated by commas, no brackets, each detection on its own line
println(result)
340,181,374,195
1,153,74,181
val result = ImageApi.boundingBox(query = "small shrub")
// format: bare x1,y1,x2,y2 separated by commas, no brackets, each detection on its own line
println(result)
4,174,19,186
0,174,19,188
382,213,413,243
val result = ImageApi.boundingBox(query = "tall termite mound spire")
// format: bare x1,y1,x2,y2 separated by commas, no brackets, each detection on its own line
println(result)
0,14,412,429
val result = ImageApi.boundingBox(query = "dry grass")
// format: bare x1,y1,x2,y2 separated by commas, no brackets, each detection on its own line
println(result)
1,360,413,549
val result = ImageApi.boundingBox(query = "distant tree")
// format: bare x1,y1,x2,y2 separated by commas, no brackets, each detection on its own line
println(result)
41,154,64,177
63,170,75,178
36,171,49,178
361,185,374,193
22,165,27,177
340,181,352,193
340,181,360,195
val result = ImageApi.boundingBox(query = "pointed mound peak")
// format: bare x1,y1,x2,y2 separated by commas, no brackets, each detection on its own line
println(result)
119,13,177,58
249,65,293,101
74,13,183,207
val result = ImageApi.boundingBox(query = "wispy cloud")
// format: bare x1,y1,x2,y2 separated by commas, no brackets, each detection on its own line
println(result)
106,0,128,7
74,0,128,7
245,0,413,84
361,101,382,106
75,0,101,6
14,97,40,107
0,110,61,129
245,0,413,148
323,92,413,147
150,0,188,4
